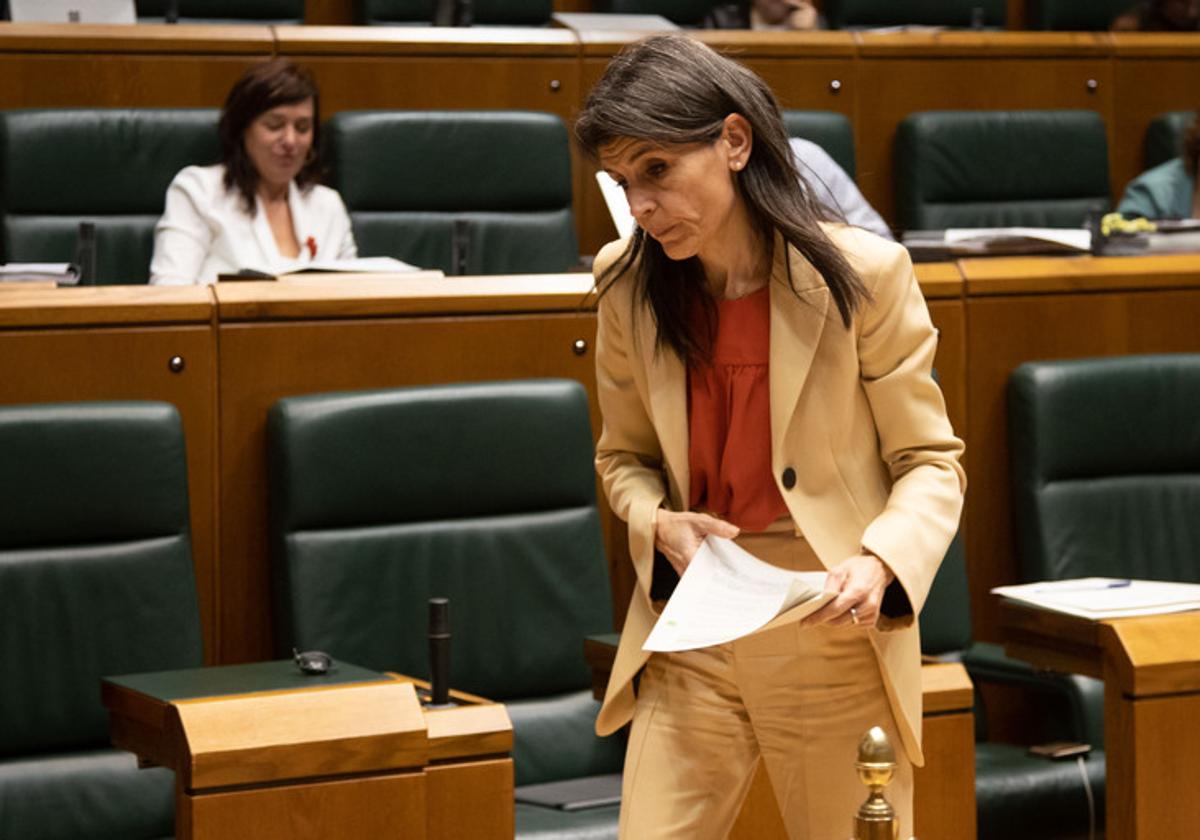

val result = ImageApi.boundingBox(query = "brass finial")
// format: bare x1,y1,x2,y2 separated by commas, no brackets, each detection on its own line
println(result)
852,726,899,840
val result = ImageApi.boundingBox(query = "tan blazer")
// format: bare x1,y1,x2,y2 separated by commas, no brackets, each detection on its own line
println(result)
592,224,966,766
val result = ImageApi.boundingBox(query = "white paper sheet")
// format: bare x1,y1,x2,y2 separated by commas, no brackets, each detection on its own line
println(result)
993,578,1200,619
643,536,831,652
944,227,1091,251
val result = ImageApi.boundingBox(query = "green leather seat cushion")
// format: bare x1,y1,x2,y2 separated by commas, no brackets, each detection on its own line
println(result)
0,108,218,282
0,749,174,840
975,743,1105,840
1009,354,1200,582
360,0,552,24
515,802,620,839
1028,0,1130,30
282,510,608,699
600,0,714,25
782,110,856,179
351,208,578,275
0,403,203,754
1145,110,1195,170
823,0,1004,27
135,0,303,19
895,110,1110,230
506,691,625,786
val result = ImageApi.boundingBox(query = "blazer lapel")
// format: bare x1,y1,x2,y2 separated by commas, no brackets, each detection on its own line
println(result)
770,238,830,458
638,304,689,508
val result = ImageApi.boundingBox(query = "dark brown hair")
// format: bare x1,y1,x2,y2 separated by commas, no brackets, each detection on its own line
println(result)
218,58,321,215
1184,112,1200,176
575,34,868,365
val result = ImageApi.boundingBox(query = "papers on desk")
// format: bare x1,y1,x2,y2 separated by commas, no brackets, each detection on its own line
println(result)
902,227,1092,261
993,578,1200,620
0,263,79,285
222,257,427,282
643,536,832,652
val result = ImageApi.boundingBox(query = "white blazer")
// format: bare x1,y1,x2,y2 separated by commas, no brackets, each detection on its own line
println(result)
149,164,357,286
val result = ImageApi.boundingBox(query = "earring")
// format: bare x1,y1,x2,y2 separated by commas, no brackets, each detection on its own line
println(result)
732,160,743,171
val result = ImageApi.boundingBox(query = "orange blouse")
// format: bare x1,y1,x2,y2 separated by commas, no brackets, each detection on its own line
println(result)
687,286,789,532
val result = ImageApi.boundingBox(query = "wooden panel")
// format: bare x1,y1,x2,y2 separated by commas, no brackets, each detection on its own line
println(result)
1112,50,1200,203
426,758,514,840
964,287,1200,642
305,0,357,25
216,313,599,662
914,711,976,840
855,39,1113,225
1101,614,1200,697
927,298,966,453
175,681,427,788
0,324,219,662
0,22,274,53
180,771,426,840
1106,681,1200,840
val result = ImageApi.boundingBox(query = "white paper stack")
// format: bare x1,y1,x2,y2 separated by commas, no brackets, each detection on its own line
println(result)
993,578,1200,620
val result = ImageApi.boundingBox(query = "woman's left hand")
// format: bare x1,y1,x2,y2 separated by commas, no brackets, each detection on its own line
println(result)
800,552,895,629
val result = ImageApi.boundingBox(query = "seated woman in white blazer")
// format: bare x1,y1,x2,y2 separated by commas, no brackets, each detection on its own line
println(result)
576,35,965,839
149,58,356,285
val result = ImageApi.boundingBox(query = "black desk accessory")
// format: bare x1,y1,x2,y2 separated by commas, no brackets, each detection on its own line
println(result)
293,648,333,675
426,597,455,708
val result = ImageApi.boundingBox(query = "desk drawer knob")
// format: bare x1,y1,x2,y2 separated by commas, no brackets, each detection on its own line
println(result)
549,79,562,93
1086,78,1099,93
829,79,842,94
168,355,185,373
572,338,588,356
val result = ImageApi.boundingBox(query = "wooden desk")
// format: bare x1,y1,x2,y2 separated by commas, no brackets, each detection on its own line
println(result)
102,660,513,840
1000,603,1200,839
582,637,976,840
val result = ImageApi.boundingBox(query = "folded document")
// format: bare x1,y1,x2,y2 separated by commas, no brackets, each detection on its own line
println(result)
643,536,832,652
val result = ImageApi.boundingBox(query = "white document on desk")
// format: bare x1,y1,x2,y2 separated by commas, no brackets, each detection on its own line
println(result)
993,578,1200,619
643,536,832,652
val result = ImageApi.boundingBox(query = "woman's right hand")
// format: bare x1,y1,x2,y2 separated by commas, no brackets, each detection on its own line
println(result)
654,509,740,576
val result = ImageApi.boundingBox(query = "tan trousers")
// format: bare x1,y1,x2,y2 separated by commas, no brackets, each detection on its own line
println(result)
619,524,913,840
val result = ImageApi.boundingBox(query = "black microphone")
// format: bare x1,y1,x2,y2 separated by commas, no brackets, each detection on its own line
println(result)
427,597,453,707
450,218,470,276
164,0,179,24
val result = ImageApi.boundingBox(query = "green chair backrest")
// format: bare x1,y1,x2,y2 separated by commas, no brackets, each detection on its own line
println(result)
268,379,612,700
1009,354,1200,583
823,0,1004,28
0,108,219,284
1027,0,1131,30
1145,110,1195,170
0,402,203,756
919,531,972,656
326,110,578,274
894,109,1111,231
600,0,715,24
358,0,552,24
782,110,857,180
135,0,304,22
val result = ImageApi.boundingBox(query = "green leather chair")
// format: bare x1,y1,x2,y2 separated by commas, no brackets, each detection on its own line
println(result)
823,0,1004,28
1027,0,1131,30
135,0,304,23
923,533,1106,840
0,401,204,840
1144,110,1195,170
1009,354,1200,585
358,0,552,24
599,0,715,25
267,379,624,837
894,110,1111,231
326,111,579,275
782,109,857,179
0,108,218,284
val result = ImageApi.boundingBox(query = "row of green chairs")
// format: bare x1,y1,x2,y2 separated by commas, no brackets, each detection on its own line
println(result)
12,1,1144,29
5,351,1198,837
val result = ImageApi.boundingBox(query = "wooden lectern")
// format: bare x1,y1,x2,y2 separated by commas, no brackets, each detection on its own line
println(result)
101,660,513,840
1002,603,1200,840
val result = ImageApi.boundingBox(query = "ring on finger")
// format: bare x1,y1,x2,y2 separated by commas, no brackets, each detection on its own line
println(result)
850,607,859,625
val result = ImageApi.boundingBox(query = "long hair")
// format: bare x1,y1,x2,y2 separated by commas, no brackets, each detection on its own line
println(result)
218,58,322,215
575,34,869,365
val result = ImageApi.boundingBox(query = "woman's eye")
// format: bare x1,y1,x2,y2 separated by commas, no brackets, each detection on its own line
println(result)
646,163,667,178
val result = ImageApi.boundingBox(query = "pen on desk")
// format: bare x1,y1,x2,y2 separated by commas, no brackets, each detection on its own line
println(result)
1034,579,1132,593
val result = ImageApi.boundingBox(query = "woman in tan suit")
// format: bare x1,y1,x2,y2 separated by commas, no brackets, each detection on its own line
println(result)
575,35,965,839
